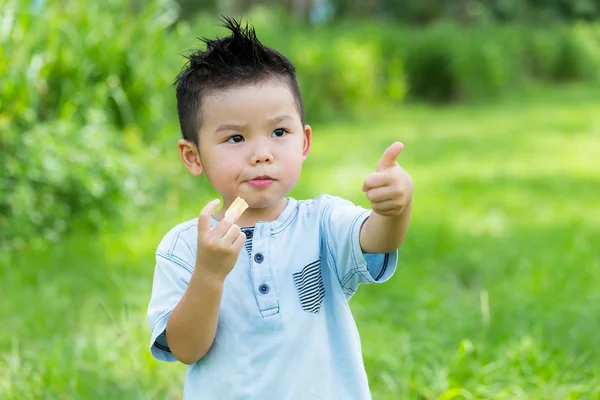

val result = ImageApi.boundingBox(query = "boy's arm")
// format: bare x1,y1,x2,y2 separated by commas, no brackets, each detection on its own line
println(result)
359,142,413,254
166,270,224,365
166,200,246,365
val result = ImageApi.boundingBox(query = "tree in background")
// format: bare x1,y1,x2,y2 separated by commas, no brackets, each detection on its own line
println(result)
178,0,600,23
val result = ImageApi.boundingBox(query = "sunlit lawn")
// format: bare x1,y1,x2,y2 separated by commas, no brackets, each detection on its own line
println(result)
1,85,599,399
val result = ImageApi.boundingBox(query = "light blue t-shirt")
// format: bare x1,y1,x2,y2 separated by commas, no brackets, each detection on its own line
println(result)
147,195,398,399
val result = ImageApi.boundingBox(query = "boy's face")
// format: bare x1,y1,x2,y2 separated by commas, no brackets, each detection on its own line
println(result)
179,80,311,218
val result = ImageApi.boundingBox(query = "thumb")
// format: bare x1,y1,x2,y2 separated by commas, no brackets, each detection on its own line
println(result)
197,199,221,234
376,141,404,172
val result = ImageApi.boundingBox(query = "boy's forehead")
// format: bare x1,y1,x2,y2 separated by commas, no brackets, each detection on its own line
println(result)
209,80,294,102
202,81,300,125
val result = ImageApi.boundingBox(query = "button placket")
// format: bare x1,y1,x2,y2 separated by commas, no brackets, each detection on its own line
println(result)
250,223,278,317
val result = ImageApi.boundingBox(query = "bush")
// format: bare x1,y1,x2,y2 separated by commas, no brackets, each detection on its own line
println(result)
0,0,181,136
526,23,600,83
3,1,600,251
1,121,144,250
451,25,523,101
402,25,459,102
0,0,181,250
381,22,600,103
554,24,600,81
288,29,390,121
526,28,565,80
246,13,403,122
395,23,520,103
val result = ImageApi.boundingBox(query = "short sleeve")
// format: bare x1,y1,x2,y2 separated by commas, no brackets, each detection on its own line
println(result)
147,222,197,362
320,195,398,296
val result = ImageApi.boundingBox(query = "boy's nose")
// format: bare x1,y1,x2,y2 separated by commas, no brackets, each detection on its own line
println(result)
250,141,273,164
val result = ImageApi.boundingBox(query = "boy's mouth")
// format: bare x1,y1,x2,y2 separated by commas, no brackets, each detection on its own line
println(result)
246,175,275,188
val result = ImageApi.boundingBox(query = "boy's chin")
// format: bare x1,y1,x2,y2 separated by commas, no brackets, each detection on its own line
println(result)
243,195,287,210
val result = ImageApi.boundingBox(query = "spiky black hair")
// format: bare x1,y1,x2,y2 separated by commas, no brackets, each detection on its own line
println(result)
174,16,304,146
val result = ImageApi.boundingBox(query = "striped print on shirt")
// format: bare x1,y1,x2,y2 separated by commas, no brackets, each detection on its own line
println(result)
241,227,254,255
292,259,325,313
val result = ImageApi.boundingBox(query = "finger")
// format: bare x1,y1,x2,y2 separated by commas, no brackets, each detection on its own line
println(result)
366,186,398,203
376,141,404,172
363,171,394,191
372,199,402,214
232,230,247,251
198,199,221,234
211,216,234,238
222,223,242,245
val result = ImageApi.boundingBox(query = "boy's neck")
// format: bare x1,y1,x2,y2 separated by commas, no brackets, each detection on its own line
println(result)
213,197,289,227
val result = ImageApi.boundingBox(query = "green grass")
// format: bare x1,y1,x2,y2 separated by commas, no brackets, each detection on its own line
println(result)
2,85,600,399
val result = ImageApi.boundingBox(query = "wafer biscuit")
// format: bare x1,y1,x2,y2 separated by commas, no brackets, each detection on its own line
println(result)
225,197,249,219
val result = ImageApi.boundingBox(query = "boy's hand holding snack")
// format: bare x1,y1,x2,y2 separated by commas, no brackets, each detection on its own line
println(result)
162,197,248,365
362,141,413,217
195,198,248,281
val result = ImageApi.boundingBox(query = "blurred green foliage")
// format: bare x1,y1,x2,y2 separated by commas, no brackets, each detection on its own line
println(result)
1,1,599,398
382,22,600,102
2,84,599,399
2,0,600,251
181,0,600,24
360,0,600,23
0,0,183,250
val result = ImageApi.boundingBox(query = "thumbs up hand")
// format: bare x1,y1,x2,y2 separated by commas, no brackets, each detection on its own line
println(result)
362,142,413,217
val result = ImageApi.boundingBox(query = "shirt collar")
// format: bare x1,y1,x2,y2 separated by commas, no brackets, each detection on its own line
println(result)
210,197,298,231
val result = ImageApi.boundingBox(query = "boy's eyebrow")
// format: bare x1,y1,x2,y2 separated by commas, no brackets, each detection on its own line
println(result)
269,114,294,124
215,122,247,133
215,115,295,133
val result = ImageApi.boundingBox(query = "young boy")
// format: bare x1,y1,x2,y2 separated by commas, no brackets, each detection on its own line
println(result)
147,17,413,399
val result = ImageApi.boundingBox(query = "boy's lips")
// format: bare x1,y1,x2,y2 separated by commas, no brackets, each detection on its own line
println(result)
246,176,274,188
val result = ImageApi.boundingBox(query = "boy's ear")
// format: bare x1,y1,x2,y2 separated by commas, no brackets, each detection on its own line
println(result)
302,124,312,161
178,139,204,176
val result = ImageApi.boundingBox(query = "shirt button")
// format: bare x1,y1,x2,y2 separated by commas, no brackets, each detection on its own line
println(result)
259,283,270,294
244,230,253,239
254,253,264,263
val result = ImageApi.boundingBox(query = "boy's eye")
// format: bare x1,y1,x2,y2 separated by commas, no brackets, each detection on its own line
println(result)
226,135,244,143
272,128,288,138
